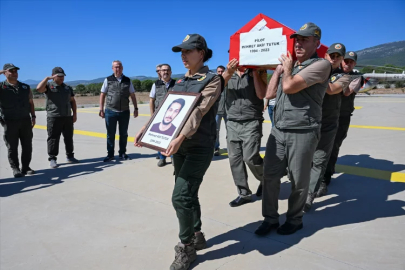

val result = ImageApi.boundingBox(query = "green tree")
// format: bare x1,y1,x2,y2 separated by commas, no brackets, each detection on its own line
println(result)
31,88,39,97
141,79,154,92
75,84,86,95
132,79,141,91
395,81,404,88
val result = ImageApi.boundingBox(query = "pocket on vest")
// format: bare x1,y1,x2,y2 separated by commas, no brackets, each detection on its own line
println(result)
283,105,310,126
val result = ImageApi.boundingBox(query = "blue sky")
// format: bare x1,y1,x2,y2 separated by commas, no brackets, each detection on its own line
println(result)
1,0,404,82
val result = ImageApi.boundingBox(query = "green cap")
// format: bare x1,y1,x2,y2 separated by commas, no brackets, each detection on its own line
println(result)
52,67,66,76
3,63,20,70
172,34,208,52
327,43,346,56
344,51,358,62
290,22,321,40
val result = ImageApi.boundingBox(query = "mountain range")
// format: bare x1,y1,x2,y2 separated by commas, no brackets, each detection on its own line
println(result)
22,41,405,88
356,41,405,68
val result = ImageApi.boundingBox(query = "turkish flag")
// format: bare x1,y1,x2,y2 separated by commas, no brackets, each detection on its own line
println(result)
229,13,328,69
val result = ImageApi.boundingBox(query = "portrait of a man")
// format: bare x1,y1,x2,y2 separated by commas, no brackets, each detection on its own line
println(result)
150,98,185,136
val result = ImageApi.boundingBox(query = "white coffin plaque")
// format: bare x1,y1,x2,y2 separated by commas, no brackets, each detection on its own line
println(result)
239,27,287,66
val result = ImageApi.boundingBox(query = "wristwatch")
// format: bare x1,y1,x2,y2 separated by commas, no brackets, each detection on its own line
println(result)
134,108,139,111
31,115,36,118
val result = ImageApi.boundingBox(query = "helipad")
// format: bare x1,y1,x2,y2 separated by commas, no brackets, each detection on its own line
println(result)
1,95,404,270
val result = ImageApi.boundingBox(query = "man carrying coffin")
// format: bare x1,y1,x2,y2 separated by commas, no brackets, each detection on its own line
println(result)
221,60,267,207
320,51,363,196
305,43,351,211
256,23,332,235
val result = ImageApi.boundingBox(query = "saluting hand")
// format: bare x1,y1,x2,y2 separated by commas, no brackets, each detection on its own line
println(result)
48,74,58,80
279,51,293,73
0,70,6,75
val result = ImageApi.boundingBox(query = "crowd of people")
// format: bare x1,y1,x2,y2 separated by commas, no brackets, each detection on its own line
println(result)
0,22,364,270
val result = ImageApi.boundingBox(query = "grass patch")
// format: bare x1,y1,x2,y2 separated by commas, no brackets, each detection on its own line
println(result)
34,107,46,111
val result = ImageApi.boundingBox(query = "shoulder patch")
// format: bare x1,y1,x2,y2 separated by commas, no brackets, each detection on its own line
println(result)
22,85,27,89
177,79,183,84
330,76,336,82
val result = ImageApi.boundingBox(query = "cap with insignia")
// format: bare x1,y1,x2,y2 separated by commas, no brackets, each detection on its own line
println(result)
344,51,358,62
327,43,346,57
172,34,209,52
3,63,20,70
290,22,322,40
52,67,66,76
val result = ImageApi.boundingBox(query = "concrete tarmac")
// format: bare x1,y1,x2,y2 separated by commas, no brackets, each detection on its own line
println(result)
1,96,405,270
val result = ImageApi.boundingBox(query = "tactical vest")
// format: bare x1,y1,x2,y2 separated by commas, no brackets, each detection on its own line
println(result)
46,81,73,117
273,56,330,130
226,69,264,121
105,74,131,111
321,69,344,126
340,72,364,117
217,88,226,115
173,71,224,144
0,81,31,120
154,79,175,109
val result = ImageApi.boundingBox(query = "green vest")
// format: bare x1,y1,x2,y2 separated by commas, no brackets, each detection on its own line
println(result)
217,88,226,115
172,71,224,144
321,68,344,127
105,74,131,111
225,69,264,121
154,79,175,109
46,81,73,117
274,56,330,130
0,81,31,120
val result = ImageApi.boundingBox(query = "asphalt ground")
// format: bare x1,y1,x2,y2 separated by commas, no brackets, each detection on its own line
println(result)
1,95,405,270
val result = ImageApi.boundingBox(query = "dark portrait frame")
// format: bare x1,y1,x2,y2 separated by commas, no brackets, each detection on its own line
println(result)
139,92,201,152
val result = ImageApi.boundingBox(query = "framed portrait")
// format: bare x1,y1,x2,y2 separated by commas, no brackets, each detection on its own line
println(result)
139,92,201,152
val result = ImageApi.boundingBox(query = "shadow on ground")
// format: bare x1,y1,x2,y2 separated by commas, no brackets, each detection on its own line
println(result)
0,153,155,197
191,154,405,268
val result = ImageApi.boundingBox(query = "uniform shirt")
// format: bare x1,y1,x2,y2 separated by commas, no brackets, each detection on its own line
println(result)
181,66,222,138
297,60,331,86
333,74,351,91
349,77,362,93
100,74,135,93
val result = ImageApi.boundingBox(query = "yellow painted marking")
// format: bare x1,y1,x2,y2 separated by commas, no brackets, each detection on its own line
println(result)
335,165,405,183
34,125,135,142
33,125,405,182
220,151,405,183
75,111,405,131
354,106,363,109
349,125,405,131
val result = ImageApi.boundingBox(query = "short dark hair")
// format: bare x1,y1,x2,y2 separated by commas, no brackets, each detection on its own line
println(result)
160,64,172,71
167,98,185,113
217,65,225,70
